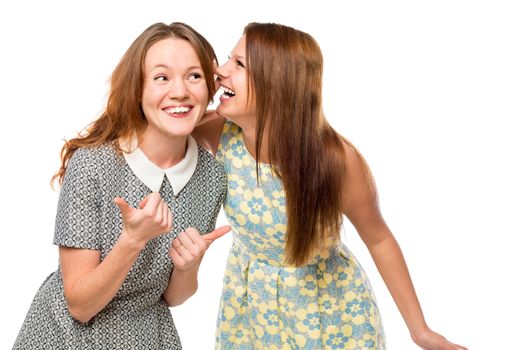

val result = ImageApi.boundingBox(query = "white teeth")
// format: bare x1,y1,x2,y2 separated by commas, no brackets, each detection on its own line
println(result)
221,86,235,96
166,106,190,114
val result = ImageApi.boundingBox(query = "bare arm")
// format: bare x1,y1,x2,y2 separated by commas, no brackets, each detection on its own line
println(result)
341,143,467,350
61,193,172,323
60,234,144,323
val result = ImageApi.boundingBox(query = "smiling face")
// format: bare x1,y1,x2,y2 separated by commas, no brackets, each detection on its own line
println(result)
216,35,256,125
141,37,208,141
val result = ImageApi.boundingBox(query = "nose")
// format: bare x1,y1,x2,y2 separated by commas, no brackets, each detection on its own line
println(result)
168,78,189,100
215,62,229,81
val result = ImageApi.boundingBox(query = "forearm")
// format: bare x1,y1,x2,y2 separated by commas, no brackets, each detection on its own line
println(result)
163,260,201,307
63,232,144,322
367,234,428,334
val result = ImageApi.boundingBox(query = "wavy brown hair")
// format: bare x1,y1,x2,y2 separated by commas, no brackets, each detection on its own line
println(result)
51,22,217,187
244,22,373,266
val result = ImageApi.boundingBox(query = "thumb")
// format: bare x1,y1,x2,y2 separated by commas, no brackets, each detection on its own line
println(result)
138,196,149,209
203,225,231,244
114,197,134,218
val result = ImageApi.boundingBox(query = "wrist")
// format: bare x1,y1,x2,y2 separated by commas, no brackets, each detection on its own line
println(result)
175,262,200,274
409,323,430,340
119,229,148,251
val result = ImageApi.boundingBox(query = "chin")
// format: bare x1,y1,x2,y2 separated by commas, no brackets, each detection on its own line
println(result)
168,126,196,138
217,106,237,122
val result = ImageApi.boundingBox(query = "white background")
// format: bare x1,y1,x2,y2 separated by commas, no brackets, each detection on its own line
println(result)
1,1,523,349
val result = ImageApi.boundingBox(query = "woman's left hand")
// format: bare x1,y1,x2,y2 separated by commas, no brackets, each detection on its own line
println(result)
169,226,231,271
412,327,467,350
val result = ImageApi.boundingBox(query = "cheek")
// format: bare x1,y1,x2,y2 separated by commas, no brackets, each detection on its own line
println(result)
142,86,162,106
192,85,210,106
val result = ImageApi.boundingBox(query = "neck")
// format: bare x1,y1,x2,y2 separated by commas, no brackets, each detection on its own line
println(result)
140,128,188,169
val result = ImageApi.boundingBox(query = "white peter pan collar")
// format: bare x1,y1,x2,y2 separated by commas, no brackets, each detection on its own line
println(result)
121,136,198,195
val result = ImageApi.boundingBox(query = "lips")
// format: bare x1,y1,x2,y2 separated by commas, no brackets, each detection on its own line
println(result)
163,105,193,118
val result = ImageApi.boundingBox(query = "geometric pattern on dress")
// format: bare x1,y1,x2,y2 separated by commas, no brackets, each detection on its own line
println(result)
13,143,226,350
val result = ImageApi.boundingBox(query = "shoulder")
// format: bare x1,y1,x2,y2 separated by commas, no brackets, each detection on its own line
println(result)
192,113,227,155
342,141,366,177
66,144,119,178
340,140,378,209
196,145,226,178
70,143,117,162
190,145,227,197
216,120,242,151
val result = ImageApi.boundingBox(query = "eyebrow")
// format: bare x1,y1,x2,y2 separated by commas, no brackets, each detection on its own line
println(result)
150,64,203,70
230,54,246,60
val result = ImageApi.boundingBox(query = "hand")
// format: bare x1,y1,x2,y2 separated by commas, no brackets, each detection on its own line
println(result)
412,327,468,350
114,192,173,247
169,225,231,271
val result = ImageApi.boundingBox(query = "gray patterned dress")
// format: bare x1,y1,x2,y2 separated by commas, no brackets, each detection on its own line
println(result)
13,140,226,350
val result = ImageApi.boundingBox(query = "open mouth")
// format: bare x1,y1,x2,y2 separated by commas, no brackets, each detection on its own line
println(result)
163,105,193,118
219,85,236,99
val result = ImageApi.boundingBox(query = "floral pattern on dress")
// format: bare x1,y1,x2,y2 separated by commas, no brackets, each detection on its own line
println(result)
215,121,385,349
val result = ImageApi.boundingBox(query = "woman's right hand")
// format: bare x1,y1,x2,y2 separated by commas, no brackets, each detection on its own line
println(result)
411,327,468,350
114,192,172,248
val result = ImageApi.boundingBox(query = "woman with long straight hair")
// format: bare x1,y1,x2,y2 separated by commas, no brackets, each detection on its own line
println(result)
194,22,467,350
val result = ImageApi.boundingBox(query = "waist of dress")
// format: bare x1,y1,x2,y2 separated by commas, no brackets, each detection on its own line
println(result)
231,236,350,269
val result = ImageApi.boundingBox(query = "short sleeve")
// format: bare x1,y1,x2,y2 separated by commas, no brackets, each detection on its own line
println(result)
53,147,101,250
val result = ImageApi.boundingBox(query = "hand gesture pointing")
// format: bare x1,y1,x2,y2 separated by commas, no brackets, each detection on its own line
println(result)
114,192,173,248
169,226,231,271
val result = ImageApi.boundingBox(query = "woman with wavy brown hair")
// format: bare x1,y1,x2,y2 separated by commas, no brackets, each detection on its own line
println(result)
194,22,467,350
13,22,229,350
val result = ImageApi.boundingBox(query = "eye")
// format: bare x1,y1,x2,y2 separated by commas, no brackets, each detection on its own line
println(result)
188,72,202,81
154,75,168,82
227,55,244,68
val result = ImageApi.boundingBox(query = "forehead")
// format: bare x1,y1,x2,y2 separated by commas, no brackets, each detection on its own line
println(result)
231,35,246,56
144,37,201,69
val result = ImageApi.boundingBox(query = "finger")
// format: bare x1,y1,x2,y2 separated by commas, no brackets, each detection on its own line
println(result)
203,225,231,243
173,241,193,261
442,341,463,350
172,238,183,250
138,196,148,209
162,203,170,228
153,199,165,225
184,227,206,250
178,231,204,257
444,338,467,350
167,210,173,232
452,343,468,350
114,197,133,217
177,231,195,247
169,246,185,267
142,192,161,216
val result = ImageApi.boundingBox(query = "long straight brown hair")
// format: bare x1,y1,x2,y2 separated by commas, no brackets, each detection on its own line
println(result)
51,22,217,187
245,22,368,266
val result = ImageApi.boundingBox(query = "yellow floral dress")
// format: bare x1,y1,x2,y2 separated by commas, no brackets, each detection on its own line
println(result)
215,121,385,350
